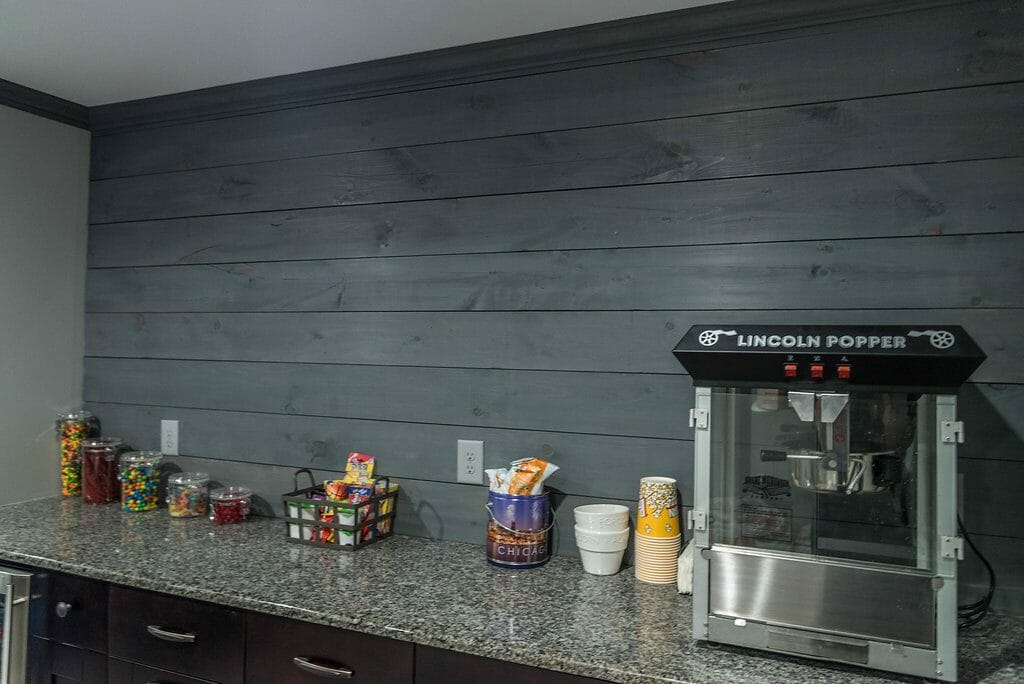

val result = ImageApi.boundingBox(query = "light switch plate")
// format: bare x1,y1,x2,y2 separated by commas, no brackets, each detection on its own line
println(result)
160,420,179,455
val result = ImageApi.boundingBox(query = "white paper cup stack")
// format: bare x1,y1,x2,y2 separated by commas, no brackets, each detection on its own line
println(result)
634,476,681,585
573,504,630,575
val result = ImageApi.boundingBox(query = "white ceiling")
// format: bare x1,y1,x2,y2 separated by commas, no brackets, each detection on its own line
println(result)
0,0,727,107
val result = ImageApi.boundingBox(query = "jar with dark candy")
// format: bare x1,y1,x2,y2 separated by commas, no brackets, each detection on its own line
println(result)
81,437,123,504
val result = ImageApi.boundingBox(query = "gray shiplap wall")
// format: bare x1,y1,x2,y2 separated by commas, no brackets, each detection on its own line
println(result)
84,0,1024,612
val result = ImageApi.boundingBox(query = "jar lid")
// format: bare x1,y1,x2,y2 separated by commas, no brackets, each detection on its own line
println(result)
59,410,93,421
121,450,163,464
210,486,252,501
81,437,123,448
168,471,209,485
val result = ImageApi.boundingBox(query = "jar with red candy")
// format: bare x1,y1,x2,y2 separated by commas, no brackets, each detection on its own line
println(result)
209,486,252,525
81,437,123,504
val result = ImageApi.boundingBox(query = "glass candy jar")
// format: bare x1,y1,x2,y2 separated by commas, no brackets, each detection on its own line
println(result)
210,486,252,525
167,472,210,518
57,410,100,496
119,451,162,512
81,437,123,504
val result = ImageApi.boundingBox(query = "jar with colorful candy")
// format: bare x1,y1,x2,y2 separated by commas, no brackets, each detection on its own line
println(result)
57,410,100,496
119,451,162,512
167,472,210,518
209,486,252,525
81,437,123,504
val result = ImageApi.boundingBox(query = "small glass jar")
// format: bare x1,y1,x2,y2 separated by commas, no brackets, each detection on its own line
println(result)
57,410,100,497
209,486,252,525
81,437,123,504
167,472,210,518
119,451,162,512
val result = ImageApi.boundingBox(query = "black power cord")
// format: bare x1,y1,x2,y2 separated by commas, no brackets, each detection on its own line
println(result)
957,515,996,629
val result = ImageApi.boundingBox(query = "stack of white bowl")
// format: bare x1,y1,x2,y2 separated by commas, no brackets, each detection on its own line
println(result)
634,476,681,584
573,504,630,575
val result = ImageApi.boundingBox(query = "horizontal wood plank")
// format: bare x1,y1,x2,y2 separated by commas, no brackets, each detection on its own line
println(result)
83,358,694,440
86,158,1024,268
959,383,1024,462
88,84,1024,223
85,233,1024,313
961,458,1024,539
85,309,1024,384
960,533,1024,616
89,2,1024,178
83,402,692,501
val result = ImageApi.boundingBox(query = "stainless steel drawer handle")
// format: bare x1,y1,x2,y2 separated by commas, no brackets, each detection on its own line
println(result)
55,601,73,618
146,624,196,643
293,656,354,678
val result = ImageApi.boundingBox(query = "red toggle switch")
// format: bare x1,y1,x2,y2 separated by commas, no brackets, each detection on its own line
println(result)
837,364,852,380
810,363,824,379
783,363,798,378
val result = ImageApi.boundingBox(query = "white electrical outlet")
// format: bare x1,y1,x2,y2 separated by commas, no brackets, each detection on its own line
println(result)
160,420,179,455
457,439,484,484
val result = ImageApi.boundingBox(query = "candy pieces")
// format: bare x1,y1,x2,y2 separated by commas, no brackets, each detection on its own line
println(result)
57,411,99,497
209,486,252,524
119,452,162,512
167,472,210,518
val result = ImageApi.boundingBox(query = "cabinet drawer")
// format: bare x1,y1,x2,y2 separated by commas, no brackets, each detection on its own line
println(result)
415,646,612,684
246,612,413,683
109,658,217,684
108,586,245,684
29,570,108,652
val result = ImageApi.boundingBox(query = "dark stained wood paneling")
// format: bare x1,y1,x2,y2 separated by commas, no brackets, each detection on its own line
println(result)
85,309,1024,383
90,2,1024,178
83,358,693,440
88,84,1024,223
961,533,1024,616
961,458,1024,539
82,402,692,501
85,233,1024,313
86,0,995,134
959,383,1024,462
86,158,1024,268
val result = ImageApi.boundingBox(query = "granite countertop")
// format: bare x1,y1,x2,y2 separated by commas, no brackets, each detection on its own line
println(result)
0,498,1021,684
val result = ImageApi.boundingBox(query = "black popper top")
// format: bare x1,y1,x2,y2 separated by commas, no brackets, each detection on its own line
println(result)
673,325,985,392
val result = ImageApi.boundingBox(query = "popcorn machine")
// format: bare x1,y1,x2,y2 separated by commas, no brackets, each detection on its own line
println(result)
673,325,985,681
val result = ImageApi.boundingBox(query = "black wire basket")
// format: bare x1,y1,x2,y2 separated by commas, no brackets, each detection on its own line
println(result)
282,468,398,551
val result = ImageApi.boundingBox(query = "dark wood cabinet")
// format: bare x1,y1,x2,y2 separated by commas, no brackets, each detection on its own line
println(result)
415,646,611,684
23,567,612,684
108,658,217,683
27,637,107,684
108,586,245,684
246,612,413,683
30,570,109,653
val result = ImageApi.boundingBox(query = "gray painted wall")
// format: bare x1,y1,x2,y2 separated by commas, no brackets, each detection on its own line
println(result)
83,1,1024,612
0,104,90,504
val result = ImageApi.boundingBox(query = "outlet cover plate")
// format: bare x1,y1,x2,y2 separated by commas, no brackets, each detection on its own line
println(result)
457,439,483,484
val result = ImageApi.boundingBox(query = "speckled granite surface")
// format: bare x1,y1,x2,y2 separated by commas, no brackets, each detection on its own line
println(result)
0,497,1020,684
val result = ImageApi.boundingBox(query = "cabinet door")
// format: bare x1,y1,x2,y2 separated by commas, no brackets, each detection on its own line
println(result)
108,586,245,684
108,658,217,684
29,570,108,652
246,612,413,683
415,646,612,684
27,637,106,684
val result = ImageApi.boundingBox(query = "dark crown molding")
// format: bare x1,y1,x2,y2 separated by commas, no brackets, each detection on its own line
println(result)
88,0,956,134
0,78,89,130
